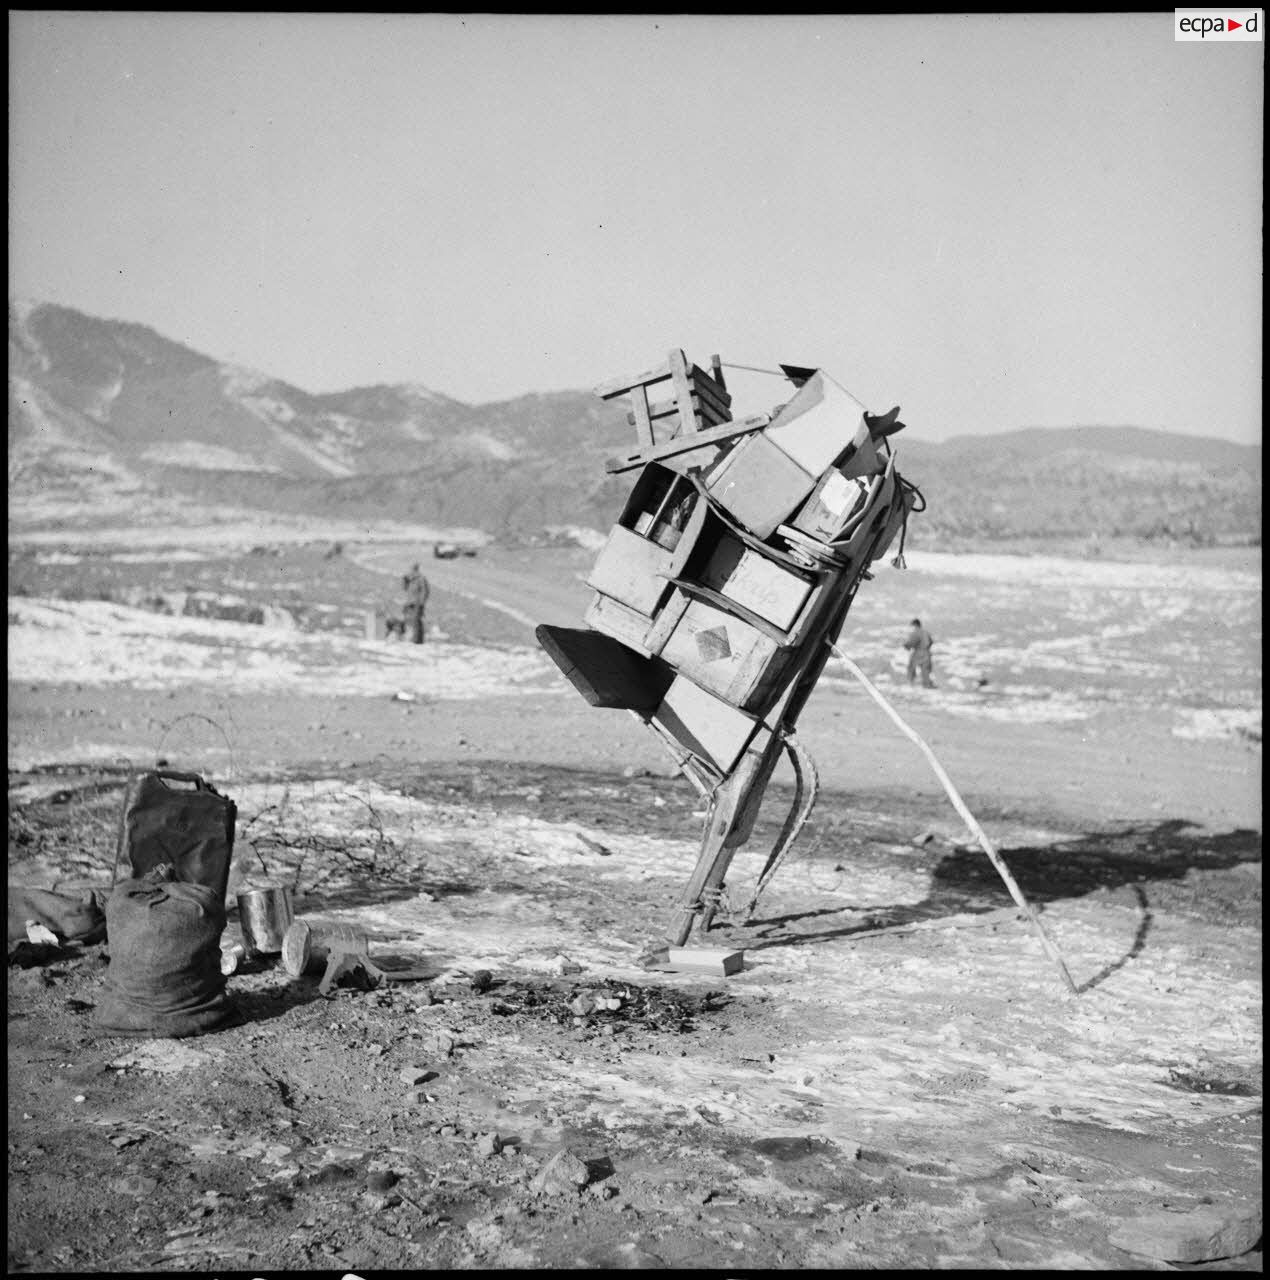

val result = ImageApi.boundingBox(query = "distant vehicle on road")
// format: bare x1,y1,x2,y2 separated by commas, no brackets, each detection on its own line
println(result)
433,542,478,560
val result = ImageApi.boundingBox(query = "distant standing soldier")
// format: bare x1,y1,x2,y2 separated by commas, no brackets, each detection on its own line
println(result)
402,563,430,644
904,617,935,687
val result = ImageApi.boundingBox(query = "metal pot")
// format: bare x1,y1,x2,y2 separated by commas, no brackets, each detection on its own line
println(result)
236,885,294,955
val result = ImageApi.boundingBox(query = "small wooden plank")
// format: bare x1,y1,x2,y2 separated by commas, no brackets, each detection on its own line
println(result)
668,348,698,438
629,384,655,446
605,413,771,474
661,444,724,477
594,359,674,401
665,947,744,976
627,391,730,430
643,587,693,657
595,352,734,404
664,579,789,646
687,365,732,416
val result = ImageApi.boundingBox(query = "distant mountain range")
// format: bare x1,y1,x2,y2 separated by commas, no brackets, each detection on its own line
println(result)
9,300,1260,547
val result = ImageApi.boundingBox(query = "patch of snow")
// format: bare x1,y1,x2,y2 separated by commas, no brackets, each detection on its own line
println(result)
82,372,124,423
395,419,435,443
216,779,1263,1146
462,431,518,461
10,518,491,551
219,364,273,396
10,296,41,325
141,441,280,472
400,383,450,402
880,550,1260,594
10,376,83,452
1172,707,1262,743
7,740,147,771
107,550,212,564
240,393,297,425
545,525,608,552
26,552,84,565
260,418,356,478
7,597,558,700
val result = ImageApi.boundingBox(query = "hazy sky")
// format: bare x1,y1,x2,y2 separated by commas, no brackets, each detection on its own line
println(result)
8,12,1264,442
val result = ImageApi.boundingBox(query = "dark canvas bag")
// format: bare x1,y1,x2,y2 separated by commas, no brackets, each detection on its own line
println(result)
112,770,237,900
93,875,235,1037
95,770,239,1037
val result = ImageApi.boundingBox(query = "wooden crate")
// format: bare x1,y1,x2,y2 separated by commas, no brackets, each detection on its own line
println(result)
584,592,654,656
626,382,731,433
789,470,874,542
695,534,814,632
658,595,794,712
586,463,712,615
586,524,676,616
765,370,869,477
619,463,701,548
702,432,817,540
828,463,898,563
651,674,758,775
598,349,733,446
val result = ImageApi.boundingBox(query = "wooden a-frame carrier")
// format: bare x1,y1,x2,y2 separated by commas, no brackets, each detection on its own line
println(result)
537,348,919,945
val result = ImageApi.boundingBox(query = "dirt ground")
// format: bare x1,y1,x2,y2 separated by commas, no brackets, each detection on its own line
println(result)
6,535,1263,1272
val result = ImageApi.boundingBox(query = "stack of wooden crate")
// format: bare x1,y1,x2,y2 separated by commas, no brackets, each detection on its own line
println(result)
537,349,916,791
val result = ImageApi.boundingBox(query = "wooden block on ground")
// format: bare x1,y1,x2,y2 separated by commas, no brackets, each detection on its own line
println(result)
665,947,745,976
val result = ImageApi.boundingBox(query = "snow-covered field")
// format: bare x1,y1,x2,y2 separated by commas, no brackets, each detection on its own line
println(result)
7,598,559,701
212,777,1264,1143
827,551,1262,741
8,543,1260,742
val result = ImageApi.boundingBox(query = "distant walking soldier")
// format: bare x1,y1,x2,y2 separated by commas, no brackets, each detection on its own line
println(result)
904,617,935,687
402,563,430,645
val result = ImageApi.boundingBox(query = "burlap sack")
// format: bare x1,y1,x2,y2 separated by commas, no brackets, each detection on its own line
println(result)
93,876,236,1037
